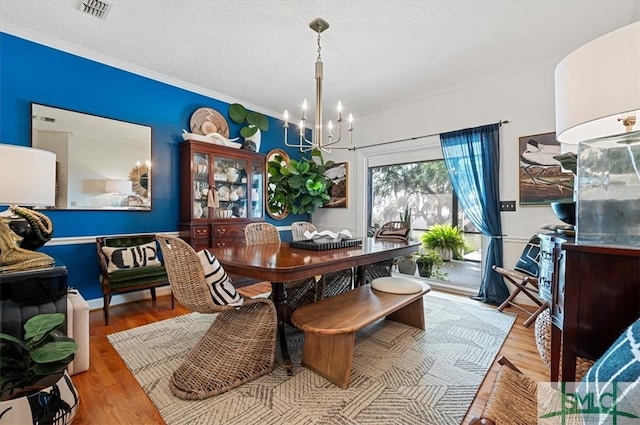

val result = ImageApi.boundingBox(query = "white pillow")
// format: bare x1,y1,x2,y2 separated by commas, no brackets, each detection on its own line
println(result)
371,276,424,294
101,242,161,273
196,249,243,307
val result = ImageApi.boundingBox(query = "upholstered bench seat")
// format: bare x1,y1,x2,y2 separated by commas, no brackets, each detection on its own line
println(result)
107,265,168,287
0,290,90,376
0,297,67,339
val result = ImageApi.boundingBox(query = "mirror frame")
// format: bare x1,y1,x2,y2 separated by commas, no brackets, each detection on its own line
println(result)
31,102,152,211
129,162,150,198
266,149,290,220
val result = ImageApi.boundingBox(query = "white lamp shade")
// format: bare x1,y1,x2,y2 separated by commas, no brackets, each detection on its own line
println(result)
0,144,56,206
555,21,640,144
105,179,132,194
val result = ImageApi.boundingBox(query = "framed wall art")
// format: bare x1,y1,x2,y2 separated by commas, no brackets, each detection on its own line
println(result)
323,162,348,208
518,132,574,205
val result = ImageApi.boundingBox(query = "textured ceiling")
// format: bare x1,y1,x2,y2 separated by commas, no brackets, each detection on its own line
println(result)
1,1,639,121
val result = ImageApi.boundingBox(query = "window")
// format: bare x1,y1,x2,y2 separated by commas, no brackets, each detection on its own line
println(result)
368,159,481,288
368,159,477,233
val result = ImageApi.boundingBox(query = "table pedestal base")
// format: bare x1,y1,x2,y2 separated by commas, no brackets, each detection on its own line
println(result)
271,282,292,375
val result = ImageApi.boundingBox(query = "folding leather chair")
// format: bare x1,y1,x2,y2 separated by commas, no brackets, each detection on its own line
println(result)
493,236,547,327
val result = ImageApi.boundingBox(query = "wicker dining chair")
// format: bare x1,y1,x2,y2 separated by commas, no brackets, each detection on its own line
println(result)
472,316,640,424
290,221,353,299
365,221,411,284
469,357,572,425
244,222,319,312
156,235,277,400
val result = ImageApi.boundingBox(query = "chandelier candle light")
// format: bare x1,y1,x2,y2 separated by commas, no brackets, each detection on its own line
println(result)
284,18,354,153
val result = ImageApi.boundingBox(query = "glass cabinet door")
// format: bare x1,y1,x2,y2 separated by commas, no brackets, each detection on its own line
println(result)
249,160,264,218
192,152,210,219
213,155,248,219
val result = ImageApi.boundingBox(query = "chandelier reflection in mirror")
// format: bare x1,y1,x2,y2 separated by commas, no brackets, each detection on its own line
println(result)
284,18,354,153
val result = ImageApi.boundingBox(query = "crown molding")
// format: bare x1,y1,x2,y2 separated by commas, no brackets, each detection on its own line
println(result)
0,23,281,120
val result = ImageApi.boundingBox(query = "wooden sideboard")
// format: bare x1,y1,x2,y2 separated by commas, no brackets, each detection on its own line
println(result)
539,235,640,382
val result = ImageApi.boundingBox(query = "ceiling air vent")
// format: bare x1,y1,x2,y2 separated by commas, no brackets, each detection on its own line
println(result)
79,0,112,20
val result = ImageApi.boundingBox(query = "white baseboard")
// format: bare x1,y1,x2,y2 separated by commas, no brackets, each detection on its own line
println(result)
86,286,173,311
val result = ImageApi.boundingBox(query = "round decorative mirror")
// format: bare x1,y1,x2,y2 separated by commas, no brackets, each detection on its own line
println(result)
266,149,290,220
129,162,150,199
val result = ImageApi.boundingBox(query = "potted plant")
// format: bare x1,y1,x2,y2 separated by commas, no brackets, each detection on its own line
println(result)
228,103,269,152
396,205,417,274
0,313,79,423
551,151,577,225
421,224,466,261
414,249,443,278
267,148,334,215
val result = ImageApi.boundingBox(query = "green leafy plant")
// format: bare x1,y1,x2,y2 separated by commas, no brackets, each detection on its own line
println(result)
414,249,444,278
0,313,77,400
399,205,411,225
267,149,334,215
228,103,269,138
553,152,577,175
420,224,466,260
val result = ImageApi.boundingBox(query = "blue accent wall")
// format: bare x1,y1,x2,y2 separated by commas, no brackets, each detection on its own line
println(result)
0,32,309,301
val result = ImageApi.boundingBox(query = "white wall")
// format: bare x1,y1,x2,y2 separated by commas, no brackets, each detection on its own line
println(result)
313,59,564,277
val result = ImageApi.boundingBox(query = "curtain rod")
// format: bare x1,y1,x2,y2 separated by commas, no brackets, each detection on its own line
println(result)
350,120,509,150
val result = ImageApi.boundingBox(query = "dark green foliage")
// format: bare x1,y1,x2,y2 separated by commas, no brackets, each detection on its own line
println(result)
0,313,77,400
414,249,445,278
553,152,577,175
421,224,466,259
229,103,269,138
267,149,334,215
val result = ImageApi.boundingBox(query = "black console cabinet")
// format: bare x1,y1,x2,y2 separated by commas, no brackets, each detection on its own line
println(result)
0,261,68,338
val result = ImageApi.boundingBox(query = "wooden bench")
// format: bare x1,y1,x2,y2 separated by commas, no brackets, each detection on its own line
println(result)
290,281,431,388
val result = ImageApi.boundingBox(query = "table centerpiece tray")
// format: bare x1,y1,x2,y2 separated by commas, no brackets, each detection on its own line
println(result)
290,238,363,251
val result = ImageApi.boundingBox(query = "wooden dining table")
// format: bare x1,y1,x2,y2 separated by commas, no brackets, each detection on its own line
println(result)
209,237,420,374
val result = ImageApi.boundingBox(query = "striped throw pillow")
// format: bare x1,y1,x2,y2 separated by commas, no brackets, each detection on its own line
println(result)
578,318,640,421
514,236,541,277
196,249,243,306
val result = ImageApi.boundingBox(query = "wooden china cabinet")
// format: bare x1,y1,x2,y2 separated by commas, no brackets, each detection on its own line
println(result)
179,140,266,252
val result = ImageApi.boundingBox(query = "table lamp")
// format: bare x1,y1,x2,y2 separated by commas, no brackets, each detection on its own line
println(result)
105,179,132,207
0,144,57,271
554,21,640,247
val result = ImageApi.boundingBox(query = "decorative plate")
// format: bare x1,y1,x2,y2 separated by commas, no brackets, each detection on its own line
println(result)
194,156,208,175
189,107,229,138
217,185,230,201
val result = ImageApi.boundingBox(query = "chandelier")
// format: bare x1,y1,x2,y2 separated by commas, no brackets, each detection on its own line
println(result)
284,18,353,153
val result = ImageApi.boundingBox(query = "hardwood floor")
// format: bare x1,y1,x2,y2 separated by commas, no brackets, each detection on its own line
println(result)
70,283,548,424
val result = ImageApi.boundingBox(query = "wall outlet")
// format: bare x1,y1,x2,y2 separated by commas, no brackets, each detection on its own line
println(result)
500,201,516,211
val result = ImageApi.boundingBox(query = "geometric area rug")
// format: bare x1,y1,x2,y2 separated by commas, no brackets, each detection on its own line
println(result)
108,292,516,425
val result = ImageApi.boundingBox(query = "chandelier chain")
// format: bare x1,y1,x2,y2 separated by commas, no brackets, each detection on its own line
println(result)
283,18,354,152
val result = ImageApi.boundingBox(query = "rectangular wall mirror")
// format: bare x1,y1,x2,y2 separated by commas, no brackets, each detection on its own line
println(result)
31,103,152,210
